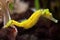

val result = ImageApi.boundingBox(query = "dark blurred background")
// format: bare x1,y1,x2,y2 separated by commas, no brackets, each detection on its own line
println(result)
0,0,60,40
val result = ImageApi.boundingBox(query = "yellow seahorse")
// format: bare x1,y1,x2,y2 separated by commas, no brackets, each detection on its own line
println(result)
3,9,58,29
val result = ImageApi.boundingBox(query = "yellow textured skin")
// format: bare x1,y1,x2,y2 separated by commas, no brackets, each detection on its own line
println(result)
3,9,53,29
3,10,43,29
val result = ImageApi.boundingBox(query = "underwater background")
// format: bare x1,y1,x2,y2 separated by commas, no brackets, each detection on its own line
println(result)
0,0,60,40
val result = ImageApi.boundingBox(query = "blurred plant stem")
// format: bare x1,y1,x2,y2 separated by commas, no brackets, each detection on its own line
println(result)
34,0,40,10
